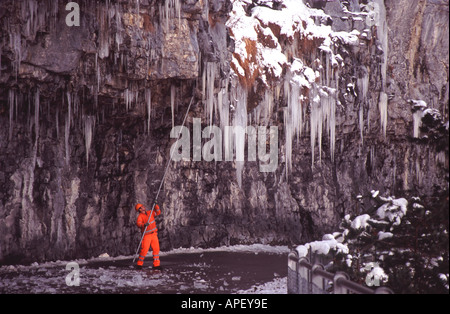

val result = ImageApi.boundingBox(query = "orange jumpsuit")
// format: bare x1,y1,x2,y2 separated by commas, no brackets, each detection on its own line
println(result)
136,205,161,267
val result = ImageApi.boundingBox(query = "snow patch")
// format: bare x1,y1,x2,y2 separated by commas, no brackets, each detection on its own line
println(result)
296,233,349,257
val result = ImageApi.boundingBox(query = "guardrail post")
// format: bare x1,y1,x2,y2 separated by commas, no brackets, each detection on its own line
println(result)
311,264,326,294
333,271,350,294
298,257,311,294
287,251,299,294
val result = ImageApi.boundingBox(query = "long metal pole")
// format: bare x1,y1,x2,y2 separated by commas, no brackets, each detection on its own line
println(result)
132,90,195,264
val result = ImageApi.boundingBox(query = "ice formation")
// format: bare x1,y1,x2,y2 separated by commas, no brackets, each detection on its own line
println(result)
2,0,392,187
145,88,152,134
225,0,389,179
410,99,427,138
83,115,96,165
160,0,182,31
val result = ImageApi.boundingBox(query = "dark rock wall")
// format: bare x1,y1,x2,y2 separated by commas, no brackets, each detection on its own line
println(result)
0,0,448,264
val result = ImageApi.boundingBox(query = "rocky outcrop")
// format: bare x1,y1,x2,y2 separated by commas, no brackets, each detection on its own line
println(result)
0,0,448,264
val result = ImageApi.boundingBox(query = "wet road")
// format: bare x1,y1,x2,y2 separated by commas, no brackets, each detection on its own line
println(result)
0,250,288,294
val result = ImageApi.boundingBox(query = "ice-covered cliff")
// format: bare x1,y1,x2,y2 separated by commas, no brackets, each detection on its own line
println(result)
0,0,448,263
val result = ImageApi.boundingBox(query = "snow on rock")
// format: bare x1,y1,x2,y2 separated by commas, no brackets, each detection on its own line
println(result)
227,0,340,88
226,0,370,171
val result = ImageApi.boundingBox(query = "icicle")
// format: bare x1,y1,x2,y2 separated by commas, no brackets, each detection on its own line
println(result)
115,4,123,50
10,28,22,79
134,89,139,110
34,88,40,143
205,62,216,126
359,104,364,145
219,84,231,126
202,63,207,104
98,5,110,59
357,68,369,144
145,88,152,134
290,83,303,142
234,85,248,188
67,91,73,126
218,80,231,157
96,53,100,92
378,92,388,137
284,107,293,178
65,113,70,166
374,0,389,137
160,0,181,32
310,84,328,165
56,107,59,140
263,90,274,126
83,115,95,165
124,89,129,112
284,78,304,175
310,88,322,166
8,89,16,141
375,0,388,91
413,110,423,138
328,91,336,162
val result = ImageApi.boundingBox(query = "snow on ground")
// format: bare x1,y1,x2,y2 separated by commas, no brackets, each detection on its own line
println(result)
162,244,290,256
0,244,289,294
238,277,287,294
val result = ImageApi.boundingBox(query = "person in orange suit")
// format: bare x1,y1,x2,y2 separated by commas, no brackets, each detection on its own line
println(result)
135,203,162,270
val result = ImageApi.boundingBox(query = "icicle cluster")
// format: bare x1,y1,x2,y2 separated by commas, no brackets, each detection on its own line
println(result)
160,0,182,32
226,0,342,175
225,0,390,182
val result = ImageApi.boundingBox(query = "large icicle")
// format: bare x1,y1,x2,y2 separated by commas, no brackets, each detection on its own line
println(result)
410,99,427,138
205,62,216,127
83,115,96,165
34,88,40,144
218,81,232,162
310,88,322,166
98,2,110,59
373,0,389,137
357,68,369,144
8,89,16,141
160,0,181,31
145,88,152,134
10,28,22,79
284,78,305,174
413,110,423,138
65,113,70,166
379,92,388,137
233,84,248,188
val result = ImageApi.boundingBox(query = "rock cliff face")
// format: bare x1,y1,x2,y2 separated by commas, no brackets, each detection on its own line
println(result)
0,0,448,264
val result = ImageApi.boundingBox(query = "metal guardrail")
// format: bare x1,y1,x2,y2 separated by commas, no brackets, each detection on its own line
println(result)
288,250,394,294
